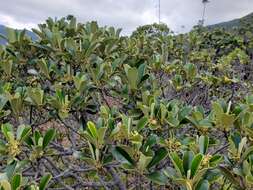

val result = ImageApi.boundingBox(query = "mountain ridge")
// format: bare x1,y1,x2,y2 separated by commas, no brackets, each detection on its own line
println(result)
207,12,253,30
0,12,253,45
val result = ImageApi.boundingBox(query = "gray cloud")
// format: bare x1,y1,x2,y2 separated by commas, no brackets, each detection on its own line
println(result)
0,0,252,34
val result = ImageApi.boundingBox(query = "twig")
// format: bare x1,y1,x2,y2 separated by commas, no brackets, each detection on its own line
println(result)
107,167,126,190
57,115,82,136
212,144,229,155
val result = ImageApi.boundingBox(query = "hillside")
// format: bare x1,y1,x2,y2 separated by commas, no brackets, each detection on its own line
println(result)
1,12,252,45
207,12,253,30
0,25,6,44
0,24,37,44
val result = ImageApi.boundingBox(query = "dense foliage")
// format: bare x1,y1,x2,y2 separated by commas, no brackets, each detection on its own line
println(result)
0,15,253,190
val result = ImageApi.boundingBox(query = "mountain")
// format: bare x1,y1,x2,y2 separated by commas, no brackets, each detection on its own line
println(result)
0,25,7,44
1,12,253,44
0,24,37,44
207,12,253,30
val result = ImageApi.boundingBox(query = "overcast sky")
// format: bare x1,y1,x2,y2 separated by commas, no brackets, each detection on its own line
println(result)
0,0,252,34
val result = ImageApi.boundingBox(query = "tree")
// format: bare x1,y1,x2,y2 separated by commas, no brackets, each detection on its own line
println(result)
131,23,171,38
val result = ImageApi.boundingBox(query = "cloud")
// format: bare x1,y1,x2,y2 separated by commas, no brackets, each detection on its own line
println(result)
0,0,252,34
0,14,37,29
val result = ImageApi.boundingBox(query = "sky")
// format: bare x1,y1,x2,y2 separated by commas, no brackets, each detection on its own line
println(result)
0,0,252,34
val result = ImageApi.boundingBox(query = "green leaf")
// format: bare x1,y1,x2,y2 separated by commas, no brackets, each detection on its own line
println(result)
174,178,192,190
183,151,194,176
43,128,56,149
231,132,241,149
147,147,168,169
238,137,247,157
124,65,138,90
97,127,107,147
184,63,197,80
0,180,11,190
146,171,168,185
112,146,135,166
128,67,138,90
24,136,34,146
1,123,13,140
0,95,8,110
241,146,253,161
5,160,17,179
137,63,146,84
16,124,31,141
172,74,183,90
34,130,42,145
1,60,13,76
87,121,98,138
139,74,149,86
11,173,22,190
143,134,157,153
195,179,209,190
178,106,192,121
137,152,152,171
39,173,52,190
242,160,250,176
38,59,50,79
209,155,222,167
190,154,203,178
167,112,180,127
136,117,148,131
203,169,222,183
199,136,209,154
27,87,44,106
219,113,235,128
137,63,145,77
9,93,23,116
212,102,224,115
169,152,184,177
219,165,242,189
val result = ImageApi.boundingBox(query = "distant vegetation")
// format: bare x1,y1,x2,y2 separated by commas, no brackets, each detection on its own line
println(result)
207,12,253,30
0,14,253,189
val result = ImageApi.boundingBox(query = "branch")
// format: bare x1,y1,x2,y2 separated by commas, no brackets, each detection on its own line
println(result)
107,167,126,190
212,144,229,155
